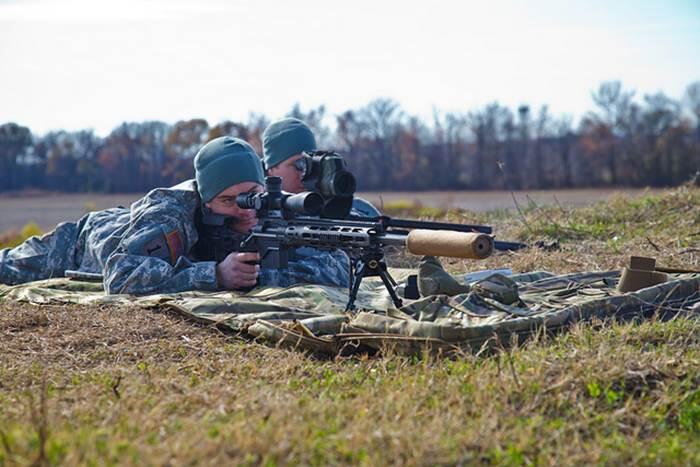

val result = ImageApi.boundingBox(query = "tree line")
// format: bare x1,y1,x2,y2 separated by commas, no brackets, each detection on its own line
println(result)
1,80,699,193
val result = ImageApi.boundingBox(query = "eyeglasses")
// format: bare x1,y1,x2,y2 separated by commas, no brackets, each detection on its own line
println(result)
293,156,310,178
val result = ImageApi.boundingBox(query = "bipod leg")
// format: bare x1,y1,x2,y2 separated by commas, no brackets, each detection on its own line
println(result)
384,266,398,287
346,260,367,312
376,265,403,309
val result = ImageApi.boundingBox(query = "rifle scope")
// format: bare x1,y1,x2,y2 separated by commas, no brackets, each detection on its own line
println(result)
236,176,324,217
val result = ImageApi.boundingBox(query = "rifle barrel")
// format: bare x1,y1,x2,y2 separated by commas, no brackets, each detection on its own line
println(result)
494,240,528,251
380,217,493,234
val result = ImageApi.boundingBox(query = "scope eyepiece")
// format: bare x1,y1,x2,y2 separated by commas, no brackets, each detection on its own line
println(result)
235,192,262,210
236,177,323,217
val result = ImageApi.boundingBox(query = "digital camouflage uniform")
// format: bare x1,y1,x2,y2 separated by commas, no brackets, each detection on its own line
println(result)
0,180,349,294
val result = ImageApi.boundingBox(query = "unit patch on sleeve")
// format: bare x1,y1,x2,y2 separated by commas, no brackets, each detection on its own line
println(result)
164,229,185,264
124,226,185,265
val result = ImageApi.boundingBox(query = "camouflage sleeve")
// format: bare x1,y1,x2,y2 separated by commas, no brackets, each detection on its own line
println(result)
259,249,350,288
104,253,217,295
102,189,219,295
0,219,81,285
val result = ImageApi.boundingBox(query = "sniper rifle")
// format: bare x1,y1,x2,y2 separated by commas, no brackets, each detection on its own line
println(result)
197,175,521,311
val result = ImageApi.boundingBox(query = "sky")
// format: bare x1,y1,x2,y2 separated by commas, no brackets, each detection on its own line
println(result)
0,0,699,136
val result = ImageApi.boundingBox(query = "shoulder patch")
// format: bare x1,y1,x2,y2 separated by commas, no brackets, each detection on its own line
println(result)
164,229,185,264
124,226,185,265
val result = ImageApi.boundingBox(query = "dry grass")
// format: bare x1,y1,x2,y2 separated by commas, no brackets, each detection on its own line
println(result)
385,185,700,275
0,223,42,249
1,186,700,465
2,303,700,465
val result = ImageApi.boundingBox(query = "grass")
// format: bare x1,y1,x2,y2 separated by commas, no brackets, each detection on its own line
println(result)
2,305,700,465
0,223,42,249
1,185,700,465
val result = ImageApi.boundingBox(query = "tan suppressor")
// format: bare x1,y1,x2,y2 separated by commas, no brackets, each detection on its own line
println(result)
405,229,494,259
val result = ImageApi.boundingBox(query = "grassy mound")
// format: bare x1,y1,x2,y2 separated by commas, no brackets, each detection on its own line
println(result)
422,186,700,277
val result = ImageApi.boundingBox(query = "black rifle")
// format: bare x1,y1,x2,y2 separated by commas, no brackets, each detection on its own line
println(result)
197,151,526,311
209,176,509,311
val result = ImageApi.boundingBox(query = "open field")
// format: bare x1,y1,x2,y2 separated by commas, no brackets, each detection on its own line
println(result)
0,188,663,232
0,193,139,232
1,186,699,465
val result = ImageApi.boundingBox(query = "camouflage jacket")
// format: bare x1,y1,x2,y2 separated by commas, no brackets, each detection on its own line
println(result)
0,180,349,294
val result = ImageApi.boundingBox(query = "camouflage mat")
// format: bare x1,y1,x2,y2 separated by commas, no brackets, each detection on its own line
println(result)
1,267,699,356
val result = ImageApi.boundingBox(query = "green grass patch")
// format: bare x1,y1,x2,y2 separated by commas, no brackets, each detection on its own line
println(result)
515,187,700,244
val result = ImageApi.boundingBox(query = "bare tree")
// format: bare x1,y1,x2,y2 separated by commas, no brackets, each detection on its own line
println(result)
286,104,332,148
584,81,636,185
335,99,404,189
532,105,551,187
208,121,250,142
245,113,270,155
553,115,575,187
162,119,209,184
0,123,32,191
466,103,509,189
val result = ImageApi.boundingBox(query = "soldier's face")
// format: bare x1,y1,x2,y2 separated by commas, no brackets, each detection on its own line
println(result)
206,181,263,233
267,153,305,193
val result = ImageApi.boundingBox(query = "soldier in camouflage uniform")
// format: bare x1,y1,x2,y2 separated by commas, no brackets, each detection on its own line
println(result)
0,137,349,294
262,118,382,217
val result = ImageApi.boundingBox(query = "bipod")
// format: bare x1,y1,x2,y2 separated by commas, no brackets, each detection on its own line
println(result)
345,251,403,311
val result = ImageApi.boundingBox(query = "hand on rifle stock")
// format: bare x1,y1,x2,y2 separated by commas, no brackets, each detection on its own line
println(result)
216,252,260,290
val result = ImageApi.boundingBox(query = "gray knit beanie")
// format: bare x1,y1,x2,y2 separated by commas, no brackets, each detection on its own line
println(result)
194,136,264,202
262,118,317,169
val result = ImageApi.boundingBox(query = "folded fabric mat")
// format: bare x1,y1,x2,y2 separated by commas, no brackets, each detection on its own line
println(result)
2,266,698,356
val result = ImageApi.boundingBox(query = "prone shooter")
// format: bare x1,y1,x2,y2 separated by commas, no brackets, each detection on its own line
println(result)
196,151,525,310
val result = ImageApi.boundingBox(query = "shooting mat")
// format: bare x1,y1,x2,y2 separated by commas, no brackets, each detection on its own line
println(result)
1,266,699,356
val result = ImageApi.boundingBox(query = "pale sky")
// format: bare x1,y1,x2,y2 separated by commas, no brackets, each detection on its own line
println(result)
1,0,699,136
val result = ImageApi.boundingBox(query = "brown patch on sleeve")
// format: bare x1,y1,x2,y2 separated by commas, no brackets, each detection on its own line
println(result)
165,230,185,264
